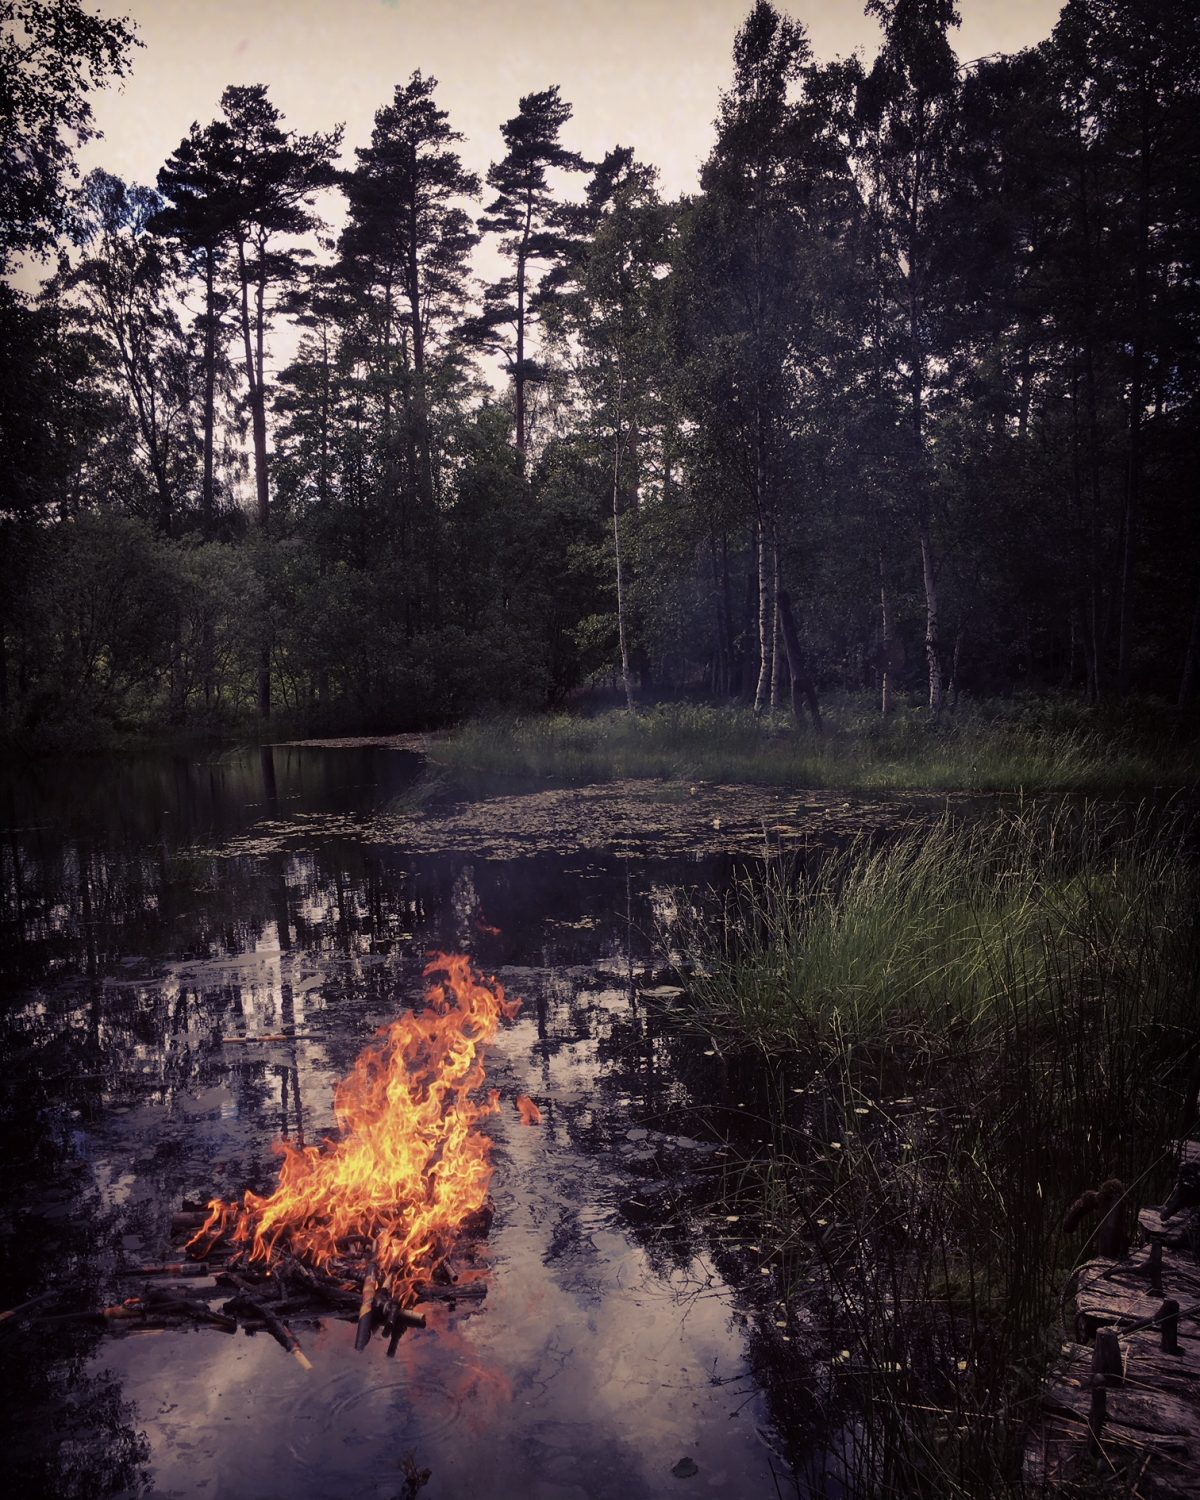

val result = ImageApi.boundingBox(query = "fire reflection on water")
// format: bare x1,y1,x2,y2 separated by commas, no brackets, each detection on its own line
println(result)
1,744,784,1500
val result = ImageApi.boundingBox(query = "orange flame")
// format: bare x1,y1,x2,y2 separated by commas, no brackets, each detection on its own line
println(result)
193,953,520,1307
514,1095,542,1126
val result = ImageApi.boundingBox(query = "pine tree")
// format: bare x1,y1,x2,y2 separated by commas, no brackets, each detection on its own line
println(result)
470,86,588,455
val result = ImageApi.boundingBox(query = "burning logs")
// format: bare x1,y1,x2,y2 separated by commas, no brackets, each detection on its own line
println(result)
354,1262,381,1352
165,955,515,1358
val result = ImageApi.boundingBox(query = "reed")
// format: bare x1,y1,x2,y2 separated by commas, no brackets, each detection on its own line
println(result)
679,804,1199,1496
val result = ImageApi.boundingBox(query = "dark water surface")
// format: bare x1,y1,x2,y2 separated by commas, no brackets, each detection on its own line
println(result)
1,746,809,1500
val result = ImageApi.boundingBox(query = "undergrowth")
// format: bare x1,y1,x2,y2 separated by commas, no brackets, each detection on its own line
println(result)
429,695,1199,795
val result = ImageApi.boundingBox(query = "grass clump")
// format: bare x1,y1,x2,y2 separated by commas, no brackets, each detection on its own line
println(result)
429,694,1199,795
688,802,1197,1054
677,805,1199,1496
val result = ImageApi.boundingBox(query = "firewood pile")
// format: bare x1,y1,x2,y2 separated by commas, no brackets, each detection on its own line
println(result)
18,955,529,1363
39,1202,493,1367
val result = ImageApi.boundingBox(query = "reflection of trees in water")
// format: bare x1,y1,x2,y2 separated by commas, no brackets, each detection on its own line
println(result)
2,1345,150,1500
0,1018,150,1499
521,965,836,1479
1,762,780,1490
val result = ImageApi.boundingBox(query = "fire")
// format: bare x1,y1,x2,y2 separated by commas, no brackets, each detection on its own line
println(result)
193,953,521,1308
515,1095,542,1126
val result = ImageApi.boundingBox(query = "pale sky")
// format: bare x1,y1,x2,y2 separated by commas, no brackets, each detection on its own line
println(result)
77,0,1064,206
17,0,1065,376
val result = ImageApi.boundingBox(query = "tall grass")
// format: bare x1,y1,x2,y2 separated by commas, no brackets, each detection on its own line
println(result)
430,696,1199,795
677,806,1199,1496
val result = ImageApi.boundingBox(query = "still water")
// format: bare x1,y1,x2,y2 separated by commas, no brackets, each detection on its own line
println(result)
0,745,820,1500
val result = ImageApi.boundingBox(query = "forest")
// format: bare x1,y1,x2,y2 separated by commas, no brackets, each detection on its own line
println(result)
1,0,1198,750
3,7,1200,1496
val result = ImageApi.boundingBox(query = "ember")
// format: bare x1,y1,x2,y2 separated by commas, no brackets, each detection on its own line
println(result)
189,953,520,1344
515,1095,542,1126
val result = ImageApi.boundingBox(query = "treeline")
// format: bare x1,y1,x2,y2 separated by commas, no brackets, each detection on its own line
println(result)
2,0,1198,748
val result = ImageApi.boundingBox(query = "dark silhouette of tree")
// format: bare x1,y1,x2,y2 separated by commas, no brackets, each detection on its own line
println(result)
63,170,200,535
0,0,139,273
152,120,244,537
854,0,962,715
338,72,479,569
471,86,588,456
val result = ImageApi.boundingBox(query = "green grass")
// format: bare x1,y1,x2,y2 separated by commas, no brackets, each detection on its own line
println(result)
686,801,1198,1053
428,694,1199,795
672,804,1200,1496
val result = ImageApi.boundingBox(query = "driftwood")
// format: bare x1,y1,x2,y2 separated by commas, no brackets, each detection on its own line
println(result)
1027,1140,1200,1497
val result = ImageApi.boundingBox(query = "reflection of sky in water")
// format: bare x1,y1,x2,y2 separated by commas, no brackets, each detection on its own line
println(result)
87,976,778,1499
0,747,796,1498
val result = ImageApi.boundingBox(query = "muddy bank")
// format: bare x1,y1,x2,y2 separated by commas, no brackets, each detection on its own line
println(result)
192,778,945,861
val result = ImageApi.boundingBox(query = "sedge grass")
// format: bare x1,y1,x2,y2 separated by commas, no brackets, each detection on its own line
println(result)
675,804,1199,1497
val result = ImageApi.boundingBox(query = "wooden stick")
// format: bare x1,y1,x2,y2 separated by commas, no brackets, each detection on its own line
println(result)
281,1258,359,1315
413,1280,487,1303
222,1034,316,1044
224,1275,312,1370
382,1297,426,1331
354,1263,380,1352
119,1262,209,1278
170,1211,212,1233
142,1291,237,1332
0,1290,56,1324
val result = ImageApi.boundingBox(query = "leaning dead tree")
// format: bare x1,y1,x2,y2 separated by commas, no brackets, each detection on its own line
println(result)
777,589,821,731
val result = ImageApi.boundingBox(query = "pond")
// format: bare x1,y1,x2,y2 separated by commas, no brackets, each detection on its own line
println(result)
0,743,919,1500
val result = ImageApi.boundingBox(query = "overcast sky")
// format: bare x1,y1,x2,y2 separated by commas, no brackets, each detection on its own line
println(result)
77,0,1065,203
19,1,1065,373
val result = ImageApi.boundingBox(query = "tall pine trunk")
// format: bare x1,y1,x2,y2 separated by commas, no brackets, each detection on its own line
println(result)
879,548,894,717
753,513,772,713
1116,75,1152,697
238,241,272,718
919,517,941,716
768,530,782,711
611,389,634,712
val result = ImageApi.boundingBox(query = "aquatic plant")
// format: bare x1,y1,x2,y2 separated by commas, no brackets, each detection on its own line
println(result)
678,804,1199,1496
